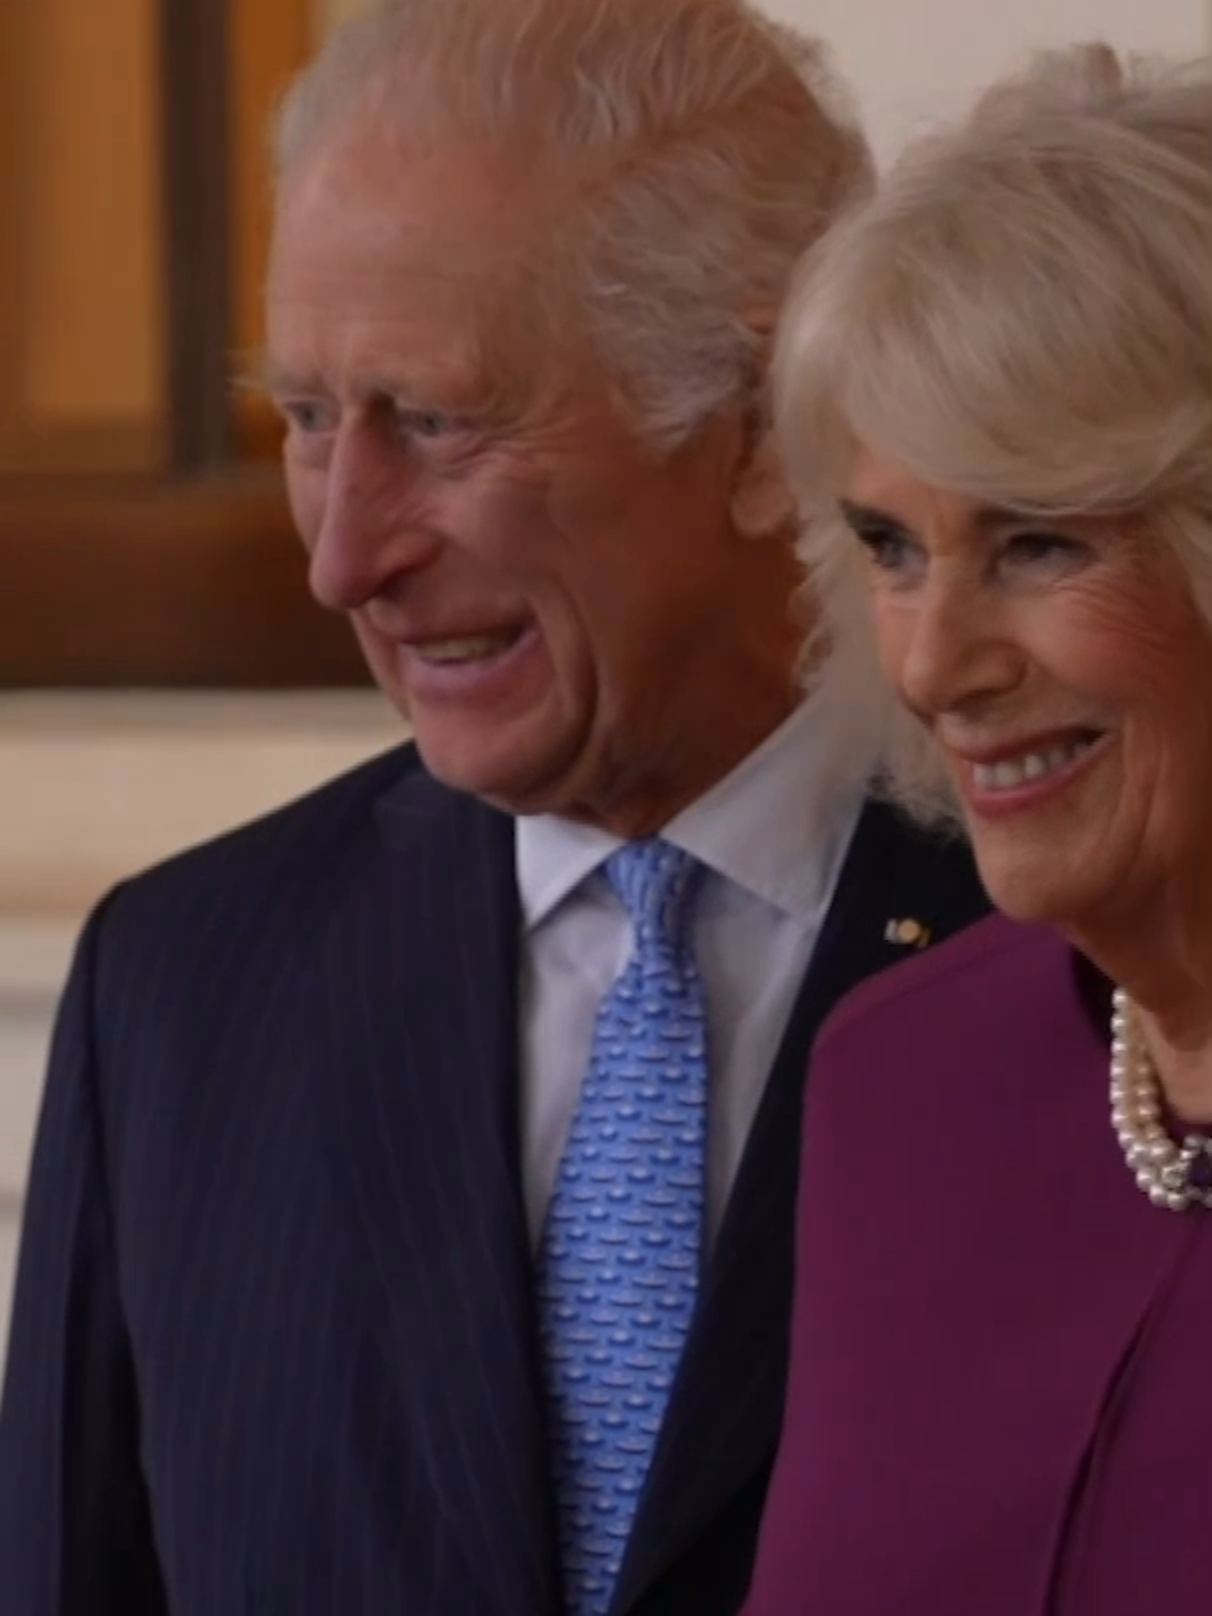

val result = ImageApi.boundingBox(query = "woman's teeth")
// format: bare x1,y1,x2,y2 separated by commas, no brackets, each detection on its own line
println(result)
972,736,1096,792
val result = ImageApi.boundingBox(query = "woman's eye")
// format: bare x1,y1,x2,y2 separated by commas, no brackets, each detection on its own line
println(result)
1002,530,1088,569
853,525,920,578
839,504,922,579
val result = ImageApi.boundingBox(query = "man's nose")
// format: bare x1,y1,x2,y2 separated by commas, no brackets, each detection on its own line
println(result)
897,575,1023,719
308,423,440,612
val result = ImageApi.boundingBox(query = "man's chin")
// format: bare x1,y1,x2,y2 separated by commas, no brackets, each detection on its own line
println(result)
410,725,551,813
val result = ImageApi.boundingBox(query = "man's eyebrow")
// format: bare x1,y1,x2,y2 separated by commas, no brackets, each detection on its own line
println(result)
238,353,326,398
247,358,465,407
265,366,321,398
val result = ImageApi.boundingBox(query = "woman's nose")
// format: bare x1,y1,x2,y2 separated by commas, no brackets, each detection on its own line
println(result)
895,575,1024,720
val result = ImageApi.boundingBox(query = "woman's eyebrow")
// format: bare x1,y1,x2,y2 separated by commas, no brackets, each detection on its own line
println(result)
838,500,911,535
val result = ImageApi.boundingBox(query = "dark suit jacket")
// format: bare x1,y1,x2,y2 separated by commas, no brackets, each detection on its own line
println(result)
0,743,986,1616
745,913,1212,1616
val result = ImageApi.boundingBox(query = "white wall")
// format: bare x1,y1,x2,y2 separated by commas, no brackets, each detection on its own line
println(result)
760,0,1210,159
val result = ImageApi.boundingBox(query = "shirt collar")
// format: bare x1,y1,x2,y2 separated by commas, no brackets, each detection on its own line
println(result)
516,660,881,932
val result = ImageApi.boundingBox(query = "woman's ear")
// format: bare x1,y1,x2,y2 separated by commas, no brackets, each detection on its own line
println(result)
730,309,796,540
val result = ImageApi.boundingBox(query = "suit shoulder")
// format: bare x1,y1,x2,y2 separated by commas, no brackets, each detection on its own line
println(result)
98,739,424,932
814,911,1067,1057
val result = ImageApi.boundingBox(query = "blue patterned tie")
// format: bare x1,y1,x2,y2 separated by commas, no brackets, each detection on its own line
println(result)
537,838,709,1616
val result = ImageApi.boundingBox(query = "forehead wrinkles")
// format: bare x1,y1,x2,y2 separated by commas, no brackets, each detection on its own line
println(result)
270,149,574,426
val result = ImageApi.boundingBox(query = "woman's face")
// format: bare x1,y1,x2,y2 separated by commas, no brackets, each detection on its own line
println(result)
842,447,1212,937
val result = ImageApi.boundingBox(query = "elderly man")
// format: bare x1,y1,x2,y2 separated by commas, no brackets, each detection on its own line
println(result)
0,2,985,1614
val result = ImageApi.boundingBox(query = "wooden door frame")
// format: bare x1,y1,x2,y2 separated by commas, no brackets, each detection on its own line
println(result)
0,5,45,468
0,0,367,687
161,0,234,472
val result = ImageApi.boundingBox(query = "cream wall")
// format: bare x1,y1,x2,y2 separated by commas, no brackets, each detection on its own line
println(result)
762,0,1210,159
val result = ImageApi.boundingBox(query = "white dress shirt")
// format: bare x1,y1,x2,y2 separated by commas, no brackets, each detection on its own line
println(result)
516,665,882,1247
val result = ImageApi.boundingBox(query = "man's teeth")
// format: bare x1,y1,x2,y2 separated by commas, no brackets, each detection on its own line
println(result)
416,632,517,664
972,737,1096,792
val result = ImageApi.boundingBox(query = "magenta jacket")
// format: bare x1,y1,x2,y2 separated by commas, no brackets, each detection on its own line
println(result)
745,913,1212,1616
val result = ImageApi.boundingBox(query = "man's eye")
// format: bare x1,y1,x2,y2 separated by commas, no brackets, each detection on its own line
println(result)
395,406,452,440
279,400,333,434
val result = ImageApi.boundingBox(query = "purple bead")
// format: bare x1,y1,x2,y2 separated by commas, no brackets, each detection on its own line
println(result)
1187,1146,1212,1192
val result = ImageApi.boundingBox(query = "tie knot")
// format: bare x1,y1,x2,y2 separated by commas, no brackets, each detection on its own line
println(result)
603,839,702,950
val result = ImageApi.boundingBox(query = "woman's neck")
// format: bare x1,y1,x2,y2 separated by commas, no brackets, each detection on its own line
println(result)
1143,1037,1212,1126
1070,911,1212,1124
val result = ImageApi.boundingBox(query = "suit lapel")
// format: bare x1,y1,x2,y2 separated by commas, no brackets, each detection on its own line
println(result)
319,761,561,1616
613,800,989,1611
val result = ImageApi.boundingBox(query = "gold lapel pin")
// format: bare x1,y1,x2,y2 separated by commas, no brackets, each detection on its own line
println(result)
884,918,931,949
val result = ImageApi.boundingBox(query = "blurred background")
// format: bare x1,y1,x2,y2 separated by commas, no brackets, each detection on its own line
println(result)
1,0,1209,1344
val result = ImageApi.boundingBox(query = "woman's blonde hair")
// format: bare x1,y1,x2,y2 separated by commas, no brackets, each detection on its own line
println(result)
774,44,1212,823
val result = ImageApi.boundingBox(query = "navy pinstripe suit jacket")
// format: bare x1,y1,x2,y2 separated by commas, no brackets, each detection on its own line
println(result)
0,742,986,1616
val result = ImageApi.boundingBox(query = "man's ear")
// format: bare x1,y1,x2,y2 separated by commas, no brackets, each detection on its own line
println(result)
730,309,796,540
731,430,796,539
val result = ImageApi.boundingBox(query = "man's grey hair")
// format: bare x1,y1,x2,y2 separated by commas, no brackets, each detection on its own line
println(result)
273,0,872,449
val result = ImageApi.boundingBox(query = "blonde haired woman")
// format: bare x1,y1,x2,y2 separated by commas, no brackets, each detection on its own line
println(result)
745,45,1212,1616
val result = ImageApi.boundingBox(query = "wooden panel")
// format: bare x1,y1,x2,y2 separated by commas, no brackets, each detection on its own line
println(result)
0,9,24,457
160,0,231,471
0,0,166,475
0,473,368,687
0,0,362,685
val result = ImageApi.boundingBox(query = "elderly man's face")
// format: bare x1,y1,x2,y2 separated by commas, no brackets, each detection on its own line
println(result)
843,447,1212,940
266,133,802,834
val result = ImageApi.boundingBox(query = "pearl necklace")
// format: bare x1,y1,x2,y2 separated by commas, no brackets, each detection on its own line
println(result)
1111,988,1212,1211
